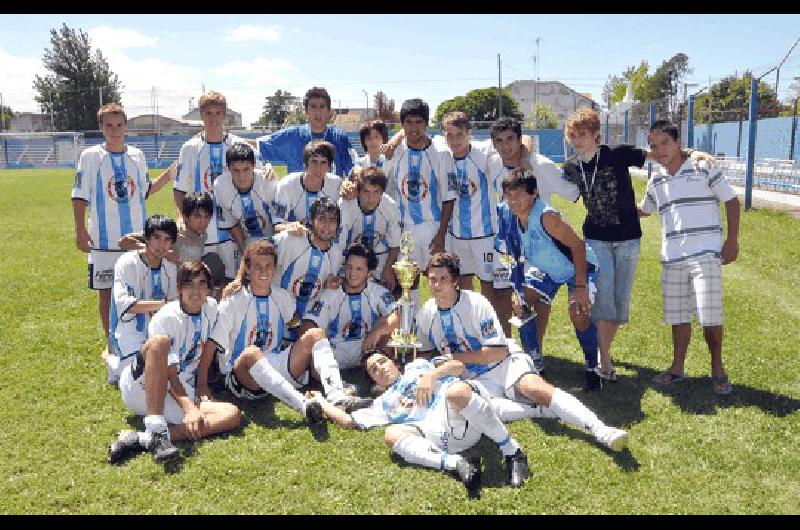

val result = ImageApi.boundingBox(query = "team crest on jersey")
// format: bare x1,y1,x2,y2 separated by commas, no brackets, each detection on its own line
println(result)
439,338,470,355
342,320,369,340
308,300,325,317
457,178,478,198
244,213,268,235
480,318,498,339
292,277,321,298
249,322,274,350
106,177,136,203
384,382,419,422
273,202,287,220
380,291,396,308
401,174,429,202
202,168,222,192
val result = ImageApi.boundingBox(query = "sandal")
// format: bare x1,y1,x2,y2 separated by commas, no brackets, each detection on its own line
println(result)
595,367,618,382
653,371,686,385
712,374,733,395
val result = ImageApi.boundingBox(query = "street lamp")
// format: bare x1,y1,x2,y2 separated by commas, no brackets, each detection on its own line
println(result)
362,90,370,118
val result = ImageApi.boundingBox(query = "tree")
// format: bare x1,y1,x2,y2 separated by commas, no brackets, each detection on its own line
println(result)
259,90,301,127
527,104,558,129
283,108,308,126
374,91,395,122
603,54,692,118
433,88,522,127
32,24,122,131
0,104,12,131
603,62,649,107
693,72,779,124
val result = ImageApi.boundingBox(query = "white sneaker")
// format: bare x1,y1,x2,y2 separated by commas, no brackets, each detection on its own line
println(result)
105,353,120,386
597,426,629,452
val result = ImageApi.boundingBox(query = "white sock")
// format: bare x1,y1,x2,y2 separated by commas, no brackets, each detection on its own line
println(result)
459,394,520,457
249,358,307,413
392,434,461,471
547,388,604,435
144,414,167,434
137,431,152,448
311,339,345,402
491,398,558,422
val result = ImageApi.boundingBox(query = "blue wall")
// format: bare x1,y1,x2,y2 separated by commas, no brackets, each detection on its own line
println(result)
693,115,800,160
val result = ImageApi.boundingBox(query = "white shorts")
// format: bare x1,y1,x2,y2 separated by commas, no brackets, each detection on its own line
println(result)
331,341,363,370
446,235,496,282
413,379,487,454
225,345,310,400
203,240,238,281
119,362,192,425
661,255,723,326
406,221,440,271
88,250,125,290
472,352,537,402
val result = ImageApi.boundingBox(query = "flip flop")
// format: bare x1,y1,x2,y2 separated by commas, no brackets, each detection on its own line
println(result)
712,374,733,395
653,371,686,385
596,368,618,382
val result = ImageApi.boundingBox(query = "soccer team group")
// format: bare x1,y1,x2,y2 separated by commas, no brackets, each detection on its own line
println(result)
70,86,740,496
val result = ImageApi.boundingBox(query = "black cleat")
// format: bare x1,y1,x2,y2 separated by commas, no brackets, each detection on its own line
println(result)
304,400,325,425
108,430,145,464
584,369,603,392
453,457,482,498
149,430,180,463
336,395,374,414
505,448,531,488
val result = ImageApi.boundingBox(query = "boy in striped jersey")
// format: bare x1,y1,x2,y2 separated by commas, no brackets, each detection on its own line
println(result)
350,119,389,183
72,103,173,361
108,262,241,464
302,242,400,370
640,121,739,395
338,167,401,290
107,215,179,385
174,91,251,284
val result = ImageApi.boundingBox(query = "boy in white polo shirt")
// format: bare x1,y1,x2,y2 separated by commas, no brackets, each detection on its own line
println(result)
639,120,740,395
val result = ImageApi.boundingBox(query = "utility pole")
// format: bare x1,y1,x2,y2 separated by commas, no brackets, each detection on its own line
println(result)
99,87,103,107
533,37,541,128
0,91,4,133
49,92,55,132
498,53,503,119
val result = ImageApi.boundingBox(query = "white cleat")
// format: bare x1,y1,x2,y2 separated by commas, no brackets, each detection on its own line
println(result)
597,427,629,452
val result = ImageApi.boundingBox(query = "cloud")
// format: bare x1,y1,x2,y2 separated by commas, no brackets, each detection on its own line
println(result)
88,26,157,51
223,25,283,43
0,49,47,113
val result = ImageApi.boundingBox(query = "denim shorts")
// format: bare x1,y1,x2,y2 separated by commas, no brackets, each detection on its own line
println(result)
586,238,641,323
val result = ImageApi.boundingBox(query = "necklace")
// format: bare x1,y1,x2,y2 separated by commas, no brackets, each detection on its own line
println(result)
579,150,600,196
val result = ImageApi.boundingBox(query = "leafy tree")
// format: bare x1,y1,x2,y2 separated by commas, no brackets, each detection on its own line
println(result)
260,90,301,126
32,24,122,131
603,62,649,107
0,104,12,131
527,103,558,129
374,91,395,122
283,108,308,126
603,54,691,119
434,88,521,127
693,71,779,123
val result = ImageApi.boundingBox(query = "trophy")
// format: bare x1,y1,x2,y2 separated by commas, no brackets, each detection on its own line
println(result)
498,251,536,328
387,230,422,366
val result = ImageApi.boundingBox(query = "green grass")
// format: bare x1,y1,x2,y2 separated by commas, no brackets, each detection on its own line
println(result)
0,167,798,514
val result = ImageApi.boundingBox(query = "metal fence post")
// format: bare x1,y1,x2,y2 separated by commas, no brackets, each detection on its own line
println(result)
623,110,629,143
789,97,798,161
687,95,695,148
605,114,609,144
648,102,656,178
745,77,758,211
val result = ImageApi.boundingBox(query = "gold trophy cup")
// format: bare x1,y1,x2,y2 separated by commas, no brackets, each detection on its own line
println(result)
498,251,536,327
387,230,422,365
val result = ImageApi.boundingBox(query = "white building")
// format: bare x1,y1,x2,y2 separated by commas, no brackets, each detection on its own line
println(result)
506,80,598,129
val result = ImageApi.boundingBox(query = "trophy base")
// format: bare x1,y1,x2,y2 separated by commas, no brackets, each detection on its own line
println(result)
386,340,423,367
509,315,535,328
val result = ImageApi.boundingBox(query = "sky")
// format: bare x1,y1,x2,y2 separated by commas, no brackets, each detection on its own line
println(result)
1,14,799,127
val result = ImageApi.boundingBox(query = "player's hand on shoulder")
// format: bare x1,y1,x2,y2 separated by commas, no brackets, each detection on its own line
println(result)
165,250,181,264
325,275,343,290
379,143,396,160
287,221,308,237
340,180,357,200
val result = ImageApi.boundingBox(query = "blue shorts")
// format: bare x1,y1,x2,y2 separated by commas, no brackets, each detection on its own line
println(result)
586,238,640,323
524,267,597,306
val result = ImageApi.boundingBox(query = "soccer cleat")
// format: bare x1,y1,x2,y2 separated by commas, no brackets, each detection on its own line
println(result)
453,458,481,498
304,399,325,426
108,430,145,464
584,369,603,392
504,448,531,488
149,430,180,463
597,427,629,452
334,395,374,414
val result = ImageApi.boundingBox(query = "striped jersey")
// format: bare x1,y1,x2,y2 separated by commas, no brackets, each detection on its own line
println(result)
494,201,526,289
110,250,178,359
353,153,387,171
209,286,295,375
174,133,251,245
383,139,454,227
640,158,736,264
148,297,218,389
416,289,507,379
303,281,398,363
272,231,345,320
350,358,456,430
434,137,506,239
272,172,343,225
338,194,402,256
215,168,277,242
71,144,151,251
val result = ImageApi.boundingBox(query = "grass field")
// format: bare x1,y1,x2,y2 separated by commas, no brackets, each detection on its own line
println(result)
0,167,799,514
